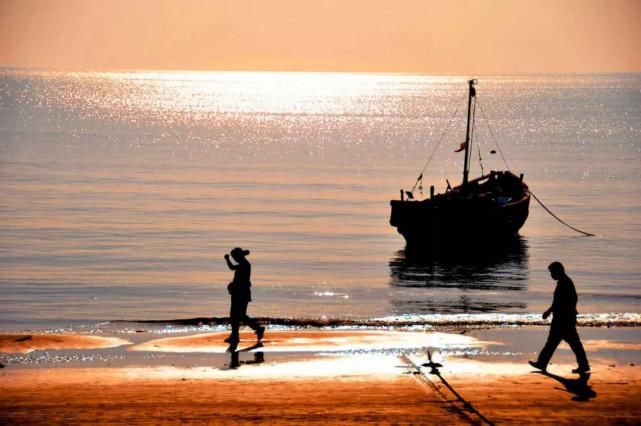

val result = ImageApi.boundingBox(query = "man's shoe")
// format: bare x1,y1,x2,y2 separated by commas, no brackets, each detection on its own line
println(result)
528,360,546,372
224,335,239,344
256,326,265,341
572,366,590,374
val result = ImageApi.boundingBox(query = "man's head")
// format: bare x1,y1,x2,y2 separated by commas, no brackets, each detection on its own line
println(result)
230,247,250,262
548,261,565,280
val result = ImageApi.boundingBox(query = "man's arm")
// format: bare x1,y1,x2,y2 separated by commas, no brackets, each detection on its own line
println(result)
224,254,238,270
543,282,559,319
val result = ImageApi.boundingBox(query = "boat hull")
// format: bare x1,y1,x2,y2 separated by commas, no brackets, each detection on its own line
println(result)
390,172,530,252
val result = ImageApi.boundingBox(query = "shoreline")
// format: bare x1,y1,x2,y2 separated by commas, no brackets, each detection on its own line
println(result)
3,311,641,336
2,325,641,365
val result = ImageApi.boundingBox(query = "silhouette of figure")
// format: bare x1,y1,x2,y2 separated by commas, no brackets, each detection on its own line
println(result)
529,262,590,374
224,247,265,345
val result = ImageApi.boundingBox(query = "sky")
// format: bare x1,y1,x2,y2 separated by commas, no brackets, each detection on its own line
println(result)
1,0,640,74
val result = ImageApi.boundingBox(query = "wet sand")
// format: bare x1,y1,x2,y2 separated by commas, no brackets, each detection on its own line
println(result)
128,329,481,353
1,329,640,425
0,334,130,354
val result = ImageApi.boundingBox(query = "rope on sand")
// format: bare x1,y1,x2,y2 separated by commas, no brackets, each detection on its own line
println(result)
400,354,495,426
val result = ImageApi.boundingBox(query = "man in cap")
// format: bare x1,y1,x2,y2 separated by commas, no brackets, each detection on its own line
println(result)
224,247,265,345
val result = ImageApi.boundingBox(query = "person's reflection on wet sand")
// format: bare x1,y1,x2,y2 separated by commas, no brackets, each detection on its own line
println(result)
227,342,265,369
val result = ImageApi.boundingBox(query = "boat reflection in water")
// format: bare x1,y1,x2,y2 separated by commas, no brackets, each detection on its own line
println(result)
388,237,529,315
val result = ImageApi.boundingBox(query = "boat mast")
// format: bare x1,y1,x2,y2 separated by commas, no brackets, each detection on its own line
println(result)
462,79,477,187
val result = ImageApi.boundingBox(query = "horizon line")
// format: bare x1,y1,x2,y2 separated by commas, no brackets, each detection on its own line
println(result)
2,65,641,78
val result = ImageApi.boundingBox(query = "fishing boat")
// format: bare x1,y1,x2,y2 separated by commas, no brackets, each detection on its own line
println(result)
390,79,530,251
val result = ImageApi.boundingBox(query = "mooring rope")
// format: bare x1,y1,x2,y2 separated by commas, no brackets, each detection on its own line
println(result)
477,99,594,237
530,191,595,236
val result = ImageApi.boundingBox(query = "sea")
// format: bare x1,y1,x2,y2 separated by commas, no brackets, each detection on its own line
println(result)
1,69,640,331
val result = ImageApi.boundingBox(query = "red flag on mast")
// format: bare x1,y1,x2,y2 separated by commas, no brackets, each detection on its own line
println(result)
454,141,467,153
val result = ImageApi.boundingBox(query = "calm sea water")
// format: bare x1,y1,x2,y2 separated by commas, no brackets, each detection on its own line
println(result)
1,70,640,330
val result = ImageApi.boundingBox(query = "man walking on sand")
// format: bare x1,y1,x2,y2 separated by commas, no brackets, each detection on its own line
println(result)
529,261,590,374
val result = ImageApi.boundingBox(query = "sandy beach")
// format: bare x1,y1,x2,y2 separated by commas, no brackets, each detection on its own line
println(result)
1,328,640,425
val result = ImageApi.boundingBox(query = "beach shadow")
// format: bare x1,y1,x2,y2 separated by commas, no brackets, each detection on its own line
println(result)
534,371,597,401
227,342,265,369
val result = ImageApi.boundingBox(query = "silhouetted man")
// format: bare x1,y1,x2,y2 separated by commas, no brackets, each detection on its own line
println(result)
529,262,590,374
224,247,265,345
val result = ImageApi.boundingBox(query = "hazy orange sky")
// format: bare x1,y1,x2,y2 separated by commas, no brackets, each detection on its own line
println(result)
1,0,640,74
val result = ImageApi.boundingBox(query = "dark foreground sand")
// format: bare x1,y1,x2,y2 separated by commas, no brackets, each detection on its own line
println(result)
1,368,455,425
1,329,640,425
2,364,640,425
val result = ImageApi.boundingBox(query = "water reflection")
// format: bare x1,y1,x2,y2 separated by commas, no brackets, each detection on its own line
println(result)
388,237,529,314
227,342,265,369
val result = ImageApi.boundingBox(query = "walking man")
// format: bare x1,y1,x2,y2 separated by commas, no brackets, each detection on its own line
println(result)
529,261,590,374
224,247,265,345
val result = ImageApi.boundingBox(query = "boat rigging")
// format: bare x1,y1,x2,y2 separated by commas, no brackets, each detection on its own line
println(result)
389,79,531,251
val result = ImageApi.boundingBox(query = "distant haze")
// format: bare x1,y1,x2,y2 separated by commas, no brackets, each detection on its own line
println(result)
1,0,640,74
